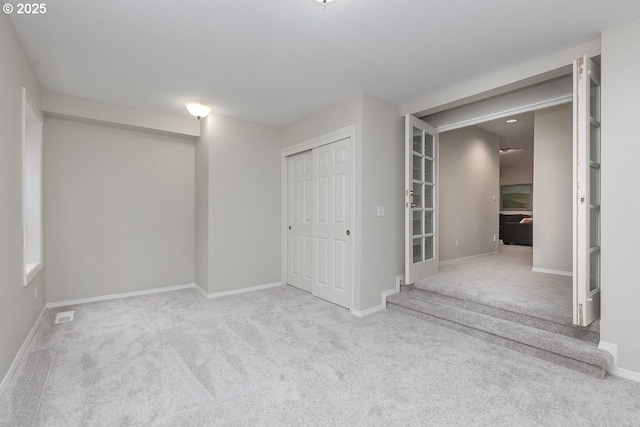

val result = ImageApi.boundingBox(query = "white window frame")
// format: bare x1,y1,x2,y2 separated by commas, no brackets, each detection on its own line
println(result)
23,87,44,286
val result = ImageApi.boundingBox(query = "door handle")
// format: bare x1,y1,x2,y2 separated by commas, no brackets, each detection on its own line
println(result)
346,230,351,236
288,225,291,230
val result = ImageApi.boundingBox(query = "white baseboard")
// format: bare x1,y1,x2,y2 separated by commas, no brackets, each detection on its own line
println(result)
599,341,618,365
0,305,47,398
351,286,399,317
439,251,499,265
46,283,196,308
599,341,640,382
351,303,385,317
194,283,209,298
531,267,572,277
46,281,285,308
196,282,282,299
611,367,640,382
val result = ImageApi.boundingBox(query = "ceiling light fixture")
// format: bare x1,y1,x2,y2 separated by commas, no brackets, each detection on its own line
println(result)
505,118,518,124
314,0,336,3
185,101,212,120
499,148,522,153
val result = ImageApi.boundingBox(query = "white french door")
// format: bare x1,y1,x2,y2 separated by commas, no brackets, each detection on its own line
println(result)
573,55,601,326
287,151,313,292
311,138,352,308
405,115,439,285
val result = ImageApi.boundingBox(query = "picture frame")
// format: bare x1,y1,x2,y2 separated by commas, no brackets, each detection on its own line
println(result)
501,184,532,211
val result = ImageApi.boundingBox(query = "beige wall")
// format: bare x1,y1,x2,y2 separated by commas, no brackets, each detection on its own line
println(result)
44,117,195,302
0,14,45,387
196,114,282,294
532,104,572,274
601,18,640,373
359,93,404,309
282,95,362,149
500,164,533,187
439,127,500,261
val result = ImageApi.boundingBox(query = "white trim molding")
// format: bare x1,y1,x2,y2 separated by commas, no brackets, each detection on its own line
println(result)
351,287,399,317
435,95,572,133
46,283,196,308
531,267,572,277
351,304,385,317
611,367,640,383
282,125,354,157
439,251,499,265
196,282,282,299
46,281,285,308
599,341,618,365
599,341,640,382
0,305,47,398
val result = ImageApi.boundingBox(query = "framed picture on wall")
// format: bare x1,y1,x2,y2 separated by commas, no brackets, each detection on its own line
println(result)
501,184,532,210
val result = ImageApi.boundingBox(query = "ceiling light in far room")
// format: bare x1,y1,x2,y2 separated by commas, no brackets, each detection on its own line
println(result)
313,0,337,4
185,101,212,120
505,118,518,124
499,148,522,154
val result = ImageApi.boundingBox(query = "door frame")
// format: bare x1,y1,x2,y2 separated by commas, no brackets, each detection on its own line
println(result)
409,57,601,327
281,125,356,310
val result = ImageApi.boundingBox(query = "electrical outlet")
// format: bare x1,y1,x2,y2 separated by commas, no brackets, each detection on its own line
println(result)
455,238,459,247
493,234,497,242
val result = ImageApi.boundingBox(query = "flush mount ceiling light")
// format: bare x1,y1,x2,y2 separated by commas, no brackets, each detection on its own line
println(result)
499,148,522,153
313,0,337,4
505,118,518,124
185,101,212,120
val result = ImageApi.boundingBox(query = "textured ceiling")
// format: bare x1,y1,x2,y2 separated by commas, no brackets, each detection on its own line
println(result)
8,0,640,127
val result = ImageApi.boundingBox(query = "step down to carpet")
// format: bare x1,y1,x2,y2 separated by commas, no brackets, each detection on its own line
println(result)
387,288,613,378
406,287,600,344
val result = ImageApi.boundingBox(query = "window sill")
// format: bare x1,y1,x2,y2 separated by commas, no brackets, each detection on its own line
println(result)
25,262,43,286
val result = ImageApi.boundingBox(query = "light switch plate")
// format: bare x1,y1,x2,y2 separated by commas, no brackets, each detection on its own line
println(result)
377,206,385,217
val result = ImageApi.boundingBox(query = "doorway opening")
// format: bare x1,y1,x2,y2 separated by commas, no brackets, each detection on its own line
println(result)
404,55,601,330
415,103,577,329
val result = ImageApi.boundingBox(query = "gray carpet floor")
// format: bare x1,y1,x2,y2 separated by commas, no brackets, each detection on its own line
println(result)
414,244,576,326
2,285,639,426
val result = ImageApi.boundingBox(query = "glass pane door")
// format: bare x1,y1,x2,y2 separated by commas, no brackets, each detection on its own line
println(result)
405,115,439,284
573,55,601,326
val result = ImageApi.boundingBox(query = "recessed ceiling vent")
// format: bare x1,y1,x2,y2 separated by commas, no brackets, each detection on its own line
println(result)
54,311,75,324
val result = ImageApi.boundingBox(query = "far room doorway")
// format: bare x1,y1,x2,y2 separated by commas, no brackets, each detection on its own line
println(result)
406,55,601,329
418,104,576,328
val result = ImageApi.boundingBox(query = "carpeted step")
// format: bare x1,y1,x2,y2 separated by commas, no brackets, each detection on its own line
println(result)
387,289,613,379
398,287,600,344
